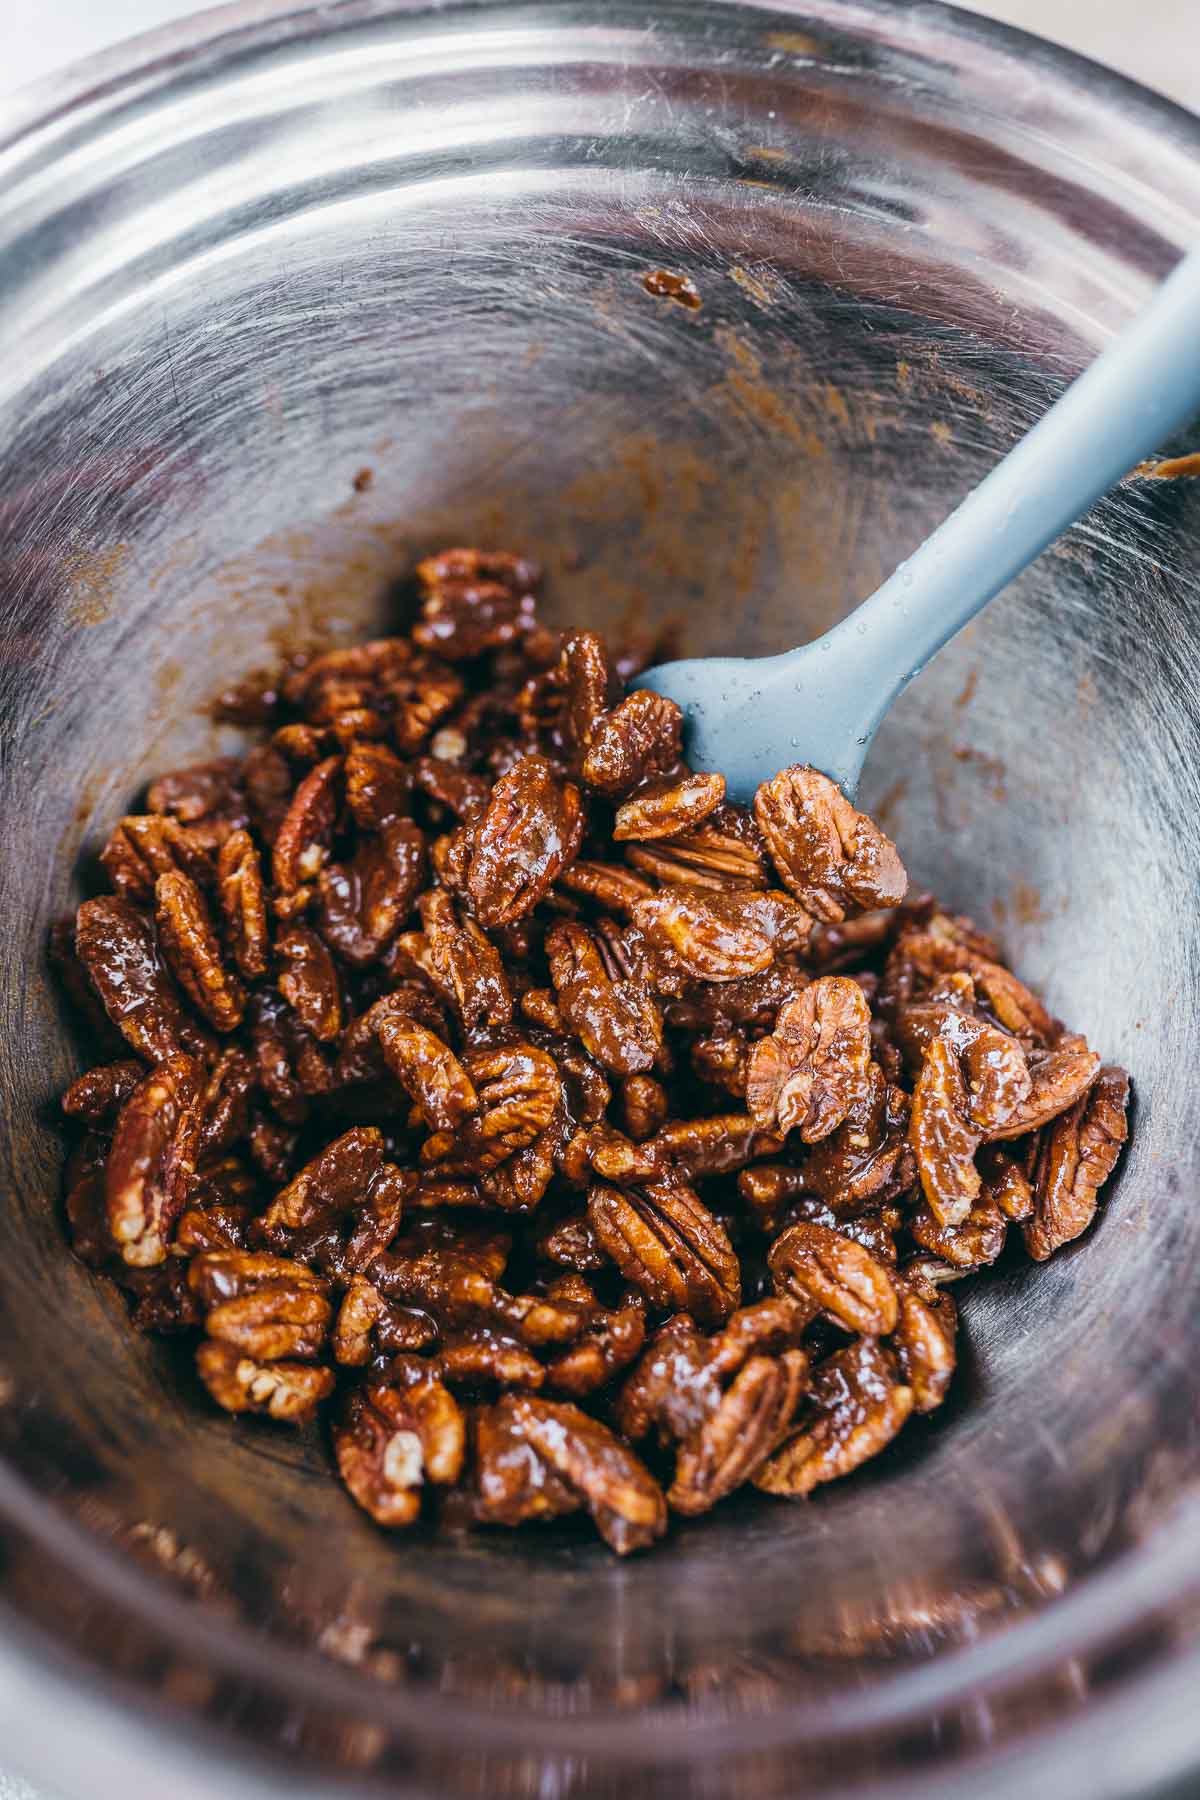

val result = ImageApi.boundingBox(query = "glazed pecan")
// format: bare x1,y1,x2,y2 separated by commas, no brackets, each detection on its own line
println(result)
769,1221,898,1335
613,770,726,842
1025,1065,1129,1260
580,690,683,798
909,1189,1008,1270
896,995,1031,1134
889,927,1056,1044
316,821,426,967
335,1370,464,1525
474,1394,667,1554
189,1245,332,1411
414,548,539,661
217,829,271,981
146,756,249,848
257,1127,397,1236
376,1017,478,1133
557,860,656,918
534,1205,609,1272
587,1114,783,1185
196,1342,334,1421
75,896,203,1062
754,766,906,921
464,754,584,927
344,741,412,831
624,803,768,891
755,1338,914,1497
631,887,811,990
197,1046,256,1158
664,961,810,1032
801,1062,913,1213
437,1330,546,1390
909,1036,982,1228
546,919,662,1076
414,754,491,821
199,1261,332,1361
156,870,246,1032
397,888,512,1037
421,1044,561,1179
105,1056,203,1266
272,755,341,896
557,629,622,757
620,1073,669,1142
893,1280,957,1413
986,1044,1102,1141
543,1278,647,1397
745,977,871,1141
276,924,343,1042
588,1178,741,1326
62,1059,144,1127
246,989,327,1125
620,1300,810,1514
100,813,212,905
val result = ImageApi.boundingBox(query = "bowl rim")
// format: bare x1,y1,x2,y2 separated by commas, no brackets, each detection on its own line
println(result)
3,0,1200,1790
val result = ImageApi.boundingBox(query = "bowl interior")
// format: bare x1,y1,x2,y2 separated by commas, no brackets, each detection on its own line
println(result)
3,1,1200,1790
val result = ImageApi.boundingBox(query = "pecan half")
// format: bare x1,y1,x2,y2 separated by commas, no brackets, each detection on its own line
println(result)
755,1338,914,1497
465,755,584,927
196,1343,335,1421
754,766,906,921
414,548,539,661
619,1300,809,1514
257,1127,393,1235
909,1036,981,1228
105,1057,203,1266
801,1062,912,1212
769,1220,898,1335
344,741,412,831
894,1281,957,1413
421,1044,561,1178
613,770,726,842
316,821,426,968
397,888,512,1037
100,814,212,904
588,1178,741,1326
376,1017,479,1133
745,977,871,1141
76,896,201,1062
1025,1065,1129,1260
581,690,683,797
217,829,271,980
156,870,246,1032
273,755,341,896
475,1394,666,1554
546,920,662,1076
671,1350,809,1515
276,924,343,1042
625,803,768,891
985,1044,1102,1141
62,1059,144,1127
335,1371,465,1525
631,887,811,989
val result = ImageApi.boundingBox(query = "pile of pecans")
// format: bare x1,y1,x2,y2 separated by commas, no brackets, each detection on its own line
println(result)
53,549,1130,1554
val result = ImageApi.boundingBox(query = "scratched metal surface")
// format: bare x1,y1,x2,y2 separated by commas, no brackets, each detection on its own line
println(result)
2,3,1200,1797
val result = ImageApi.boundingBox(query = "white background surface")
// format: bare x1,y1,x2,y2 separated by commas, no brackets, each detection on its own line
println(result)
0,2,1197,1798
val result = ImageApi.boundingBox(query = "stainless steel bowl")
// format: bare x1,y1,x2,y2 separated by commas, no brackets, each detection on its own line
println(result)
3,3,1200,1795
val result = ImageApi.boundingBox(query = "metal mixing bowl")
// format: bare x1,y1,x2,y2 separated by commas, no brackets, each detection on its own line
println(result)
2,2,1200,1795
